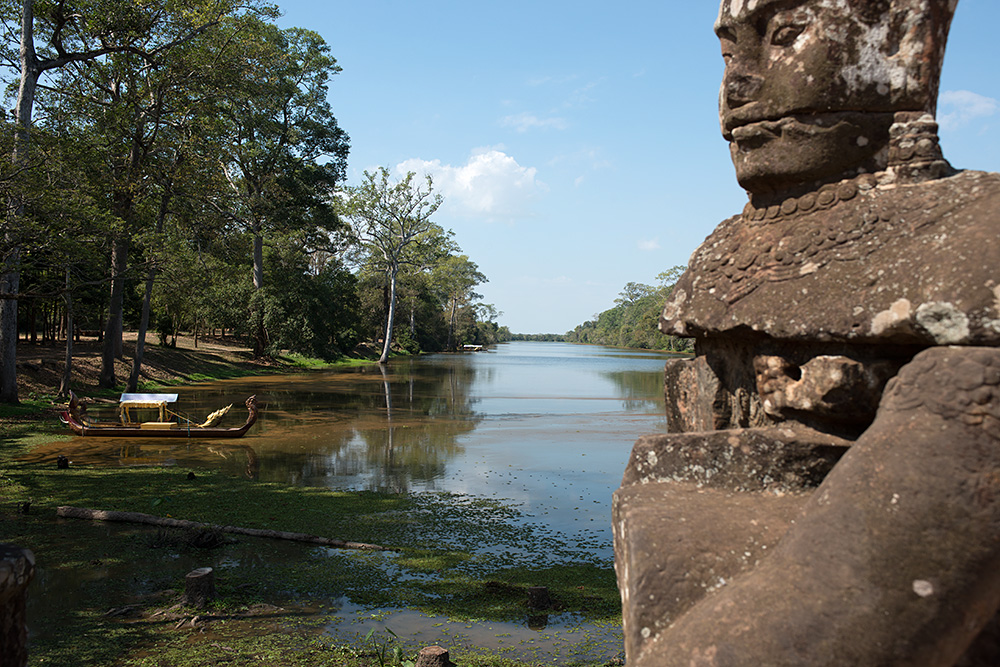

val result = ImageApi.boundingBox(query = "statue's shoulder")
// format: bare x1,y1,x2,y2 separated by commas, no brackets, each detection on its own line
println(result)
663,170,1000,345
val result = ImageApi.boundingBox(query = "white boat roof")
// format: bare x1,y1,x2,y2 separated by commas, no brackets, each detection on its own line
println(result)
119,393,178,407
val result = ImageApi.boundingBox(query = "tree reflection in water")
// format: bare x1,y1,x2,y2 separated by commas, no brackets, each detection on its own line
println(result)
216,358,484,492
36,343,675,502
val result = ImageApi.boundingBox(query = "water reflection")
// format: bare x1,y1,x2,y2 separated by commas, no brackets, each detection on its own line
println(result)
27,342,679,663
601,368,665,410
37,342,678,507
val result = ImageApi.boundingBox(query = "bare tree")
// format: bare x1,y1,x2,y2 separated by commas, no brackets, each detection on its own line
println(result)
345,168,450,364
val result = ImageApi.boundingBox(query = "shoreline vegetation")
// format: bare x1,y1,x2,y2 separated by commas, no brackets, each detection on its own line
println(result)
562,268,694,353
1,333,625,667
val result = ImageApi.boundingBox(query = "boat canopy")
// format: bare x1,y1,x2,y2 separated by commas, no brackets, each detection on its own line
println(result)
119,393,179,408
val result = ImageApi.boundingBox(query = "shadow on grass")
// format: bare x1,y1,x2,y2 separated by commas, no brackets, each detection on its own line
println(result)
2,461,620,667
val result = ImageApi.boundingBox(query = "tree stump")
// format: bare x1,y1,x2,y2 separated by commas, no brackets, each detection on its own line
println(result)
0,544,36,667
414,645,454,667
526,585,551,610
528,614,549,630
183,567,216,608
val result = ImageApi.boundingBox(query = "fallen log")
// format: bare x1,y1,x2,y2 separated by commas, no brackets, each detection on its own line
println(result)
56,506,389,551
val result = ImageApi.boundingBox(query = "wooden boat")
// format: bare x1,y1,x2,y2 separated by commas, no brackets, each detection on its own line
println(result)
61,392,258,438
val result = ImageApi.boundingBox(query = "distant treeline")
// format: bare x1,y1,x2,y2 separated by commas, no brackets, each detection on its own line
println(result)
564,267,693,352
509,333,567,342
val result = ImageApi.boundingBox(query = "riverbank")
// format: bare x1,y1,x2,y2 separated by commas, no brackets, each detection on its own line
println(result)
13,332,374,402
1,337,626,667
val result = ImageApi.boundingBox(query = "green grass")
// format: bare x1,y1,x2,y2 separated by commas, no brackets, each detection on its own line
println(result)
0,397,61,419
1,444,622,667
2,348,619,666
280,353,375,369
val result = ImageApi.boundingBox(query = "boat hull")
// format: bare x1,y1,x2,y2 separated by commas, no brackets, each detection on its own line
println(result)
62,394,258,439
59,417,255,438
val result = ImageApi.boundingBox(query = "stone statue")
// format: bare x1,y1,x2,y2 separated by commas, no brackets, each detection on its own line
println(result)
613,0,1000,664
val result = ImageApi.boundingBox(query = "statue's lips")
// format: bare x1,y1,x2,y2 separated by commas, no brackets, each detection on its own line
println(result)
724,114,846,144
728,120,784,146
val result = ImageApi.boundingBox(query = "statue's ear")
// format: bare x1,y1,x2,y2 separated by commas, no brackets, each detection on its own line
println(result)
884,0,957,115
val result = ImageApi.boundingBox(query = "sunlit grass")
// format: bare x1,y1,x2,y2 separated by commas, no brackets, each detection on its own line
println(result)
280,353,377,369
2,345,622,667
2,450,621,667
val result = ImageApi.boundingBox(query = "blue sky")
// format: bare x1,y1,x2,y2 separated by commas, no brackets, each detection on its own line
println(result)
277,1,1000,334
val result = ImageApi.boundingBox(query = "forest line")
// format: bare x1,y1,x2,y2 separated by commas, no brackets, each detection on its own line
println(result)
0,0,510,403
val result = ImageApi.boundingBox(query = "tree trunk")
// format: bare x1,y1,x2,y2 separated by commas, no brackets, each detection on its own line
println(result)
100,237,128,388
112,306,123,358
127,270,154,392
0,0,39,404
128,185,171,392
252,229,266,357
527,586,552,609
380,363,394,460
415,646,453,667
0,544,35,667
183,568,216,608
58,268,73,397
55,506,388,550
0,252,20,404
447,298,457,351
379,267,398,364
27,302,35,344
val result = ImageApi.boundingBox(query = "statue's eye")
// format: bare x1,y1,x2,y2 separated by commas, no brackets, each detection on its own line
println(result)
717,27,737,64
717,28,736,65
771,24,805,47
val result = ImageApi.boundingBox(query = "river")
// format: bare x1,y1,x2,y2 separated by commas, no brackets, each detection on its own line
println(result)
33,341,680,663
68,341,673,553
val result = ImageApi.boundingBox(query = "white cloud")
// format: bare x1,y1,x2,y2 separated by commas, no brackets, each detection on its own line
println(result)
396,149,545,220
638,238,661,251
527,74,579,87
566,79,602,107
938,90,998,130
500,112,568,133
548,148,612,172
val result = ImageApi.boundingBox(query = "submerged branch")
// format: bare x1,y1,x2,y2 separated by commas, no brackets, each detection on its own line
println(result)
56,506,390,551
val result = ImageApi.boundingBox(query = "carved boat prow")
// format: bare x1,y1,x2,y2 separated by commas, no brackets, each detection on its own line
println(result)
61,392,258,438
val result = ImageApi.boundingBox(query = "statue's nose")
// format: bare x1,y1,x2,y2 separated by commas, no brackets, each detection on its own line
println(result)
725,72,764,108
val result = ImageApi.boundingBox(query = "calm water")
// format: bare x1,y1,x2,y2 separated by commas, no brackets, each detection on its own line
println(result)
32,341,679,661
57,341,673,546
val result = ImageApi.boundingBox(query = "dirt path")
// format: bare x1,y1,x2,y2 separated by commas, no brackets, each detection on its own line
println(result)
15,332,281,400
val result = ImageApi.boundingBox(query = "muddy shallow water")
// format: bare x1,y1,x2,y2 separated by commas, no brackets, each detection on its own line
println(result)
31,341,679,662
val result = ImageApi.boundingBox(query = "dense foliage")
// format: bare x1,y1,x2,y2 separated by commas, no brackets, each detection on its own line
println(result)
0,2,508,400
564,267,694,352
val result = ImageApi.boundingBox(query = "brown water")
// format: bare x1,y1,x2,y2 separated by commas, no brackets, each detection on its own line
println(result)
45,342,673,548
32,341,679,662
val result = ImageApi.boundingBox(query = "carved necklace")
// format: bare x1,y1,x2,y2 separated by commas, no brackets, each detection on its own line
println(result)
740,173,880,223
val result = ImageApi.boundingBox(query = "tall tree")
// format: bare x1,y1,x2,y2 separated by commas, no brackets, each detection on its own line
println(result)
345,168,451,364
565,265,690,351
208,18,348,357
0,0,256,400
432,254,485,351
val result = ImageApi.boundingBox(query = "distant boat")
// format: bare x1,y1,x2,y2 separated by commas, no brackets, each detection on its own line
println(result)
60,392,257,438
461,344,487,351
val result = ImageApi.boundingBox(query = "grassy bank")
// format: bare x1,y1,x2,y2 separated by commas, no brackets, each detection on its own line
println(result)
12,332,375,404
1,336,624,667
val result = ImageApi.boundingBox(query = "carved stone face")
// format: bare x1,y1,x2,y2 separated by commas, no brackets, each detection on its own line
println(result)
715,0,956,196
